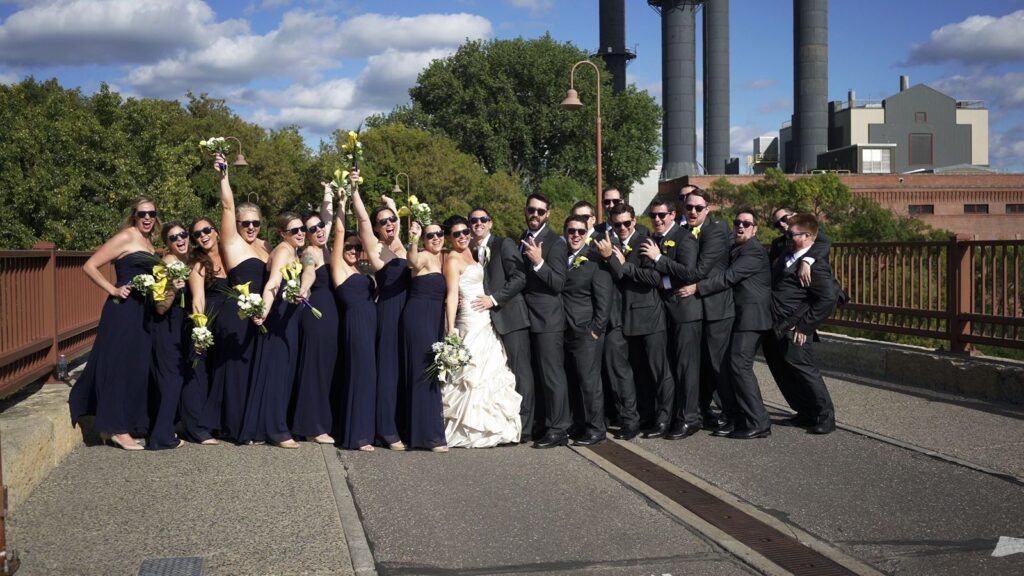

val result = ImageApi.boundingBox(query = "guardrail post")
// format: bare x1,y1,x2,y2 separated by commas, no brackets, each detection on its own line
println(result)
948,235,973,354
31,242,59,381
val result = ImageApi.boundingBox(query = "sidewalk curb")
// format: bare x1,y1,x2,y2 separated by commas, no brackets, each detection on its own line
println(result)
572,439,886,576
320,444,377,576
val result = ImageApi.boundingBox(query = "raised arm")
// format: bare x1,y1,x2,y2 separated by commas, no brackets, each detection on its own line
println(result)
330,209,347,286
319,181,335,240
443,257,462,335
217,155,240,244
349,179,385,271
84,229,132,299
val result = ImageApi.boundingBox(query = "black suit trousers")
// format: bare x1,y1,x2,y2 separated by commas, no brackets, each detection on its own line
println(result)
700,318,736,418
602,326,638,428
501,327,534,437
531,331,571,435
669,320,703,426
630,331,674,426
727,330,770,431
566,331,606,434
762,333,835,424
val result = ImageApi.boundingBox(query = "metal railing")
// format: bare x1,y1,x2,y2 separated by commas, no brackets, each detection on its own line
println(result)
0,243,111,399
827,237,1024,352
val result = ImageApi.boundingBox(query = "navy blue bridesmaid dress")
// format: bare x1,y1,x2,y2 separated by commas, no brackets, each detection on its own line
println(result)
401,273,447,449
69,251,154,438
336,273,377,449
201,257,264,440
178,276,227,443
291,264,339,438
147,281,190,449
375,257,410,445
238,264,301,445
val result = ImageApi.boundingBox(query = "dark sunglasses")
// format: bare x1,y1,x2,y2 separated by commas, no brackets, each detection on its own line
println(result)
343,243,362,252
136,210,158,219
684,204,706,213
469,216,491,225
450,229,472,239
284,225,307,236
307,222,326,233
167,231,189,242
650,211,673,221
575,213,594,220
239,220,261,229
423,231,444,240
566,228,588,236
603,198,624,206
786,231,810,239
733,220,755,229
612,220,632,230
526,206,548,216
191,226,215,239
376,216,398,227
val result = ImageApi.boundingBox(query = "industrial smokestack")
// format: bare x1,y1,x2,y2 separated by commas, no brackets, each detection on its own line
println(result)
848,89,855,107
598,0,635,94
703,0,729,175
900,75,909,91
657,0,700,180
792,0,828,173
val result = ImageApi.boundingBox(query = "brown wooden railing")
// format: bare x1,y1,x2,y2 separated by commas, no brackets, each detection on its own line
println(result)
0,243,111,399
828,237,1024,352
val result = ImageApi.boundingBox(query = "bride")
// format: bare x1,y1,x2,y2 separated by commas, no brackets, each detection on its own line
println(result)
441,215,522,447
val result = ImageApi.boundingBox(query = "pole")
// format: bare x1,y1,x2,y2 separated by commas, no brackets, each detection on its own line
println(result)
570,60,604,223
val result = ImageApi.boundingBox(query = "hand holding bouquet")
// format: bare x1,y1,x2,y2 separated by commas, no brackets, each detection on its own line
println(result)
199,137,231,171
397,194,432,226
427,331,472,383
153,261,191,307
281,261,322,318
220,281,267,333
189,312,215,367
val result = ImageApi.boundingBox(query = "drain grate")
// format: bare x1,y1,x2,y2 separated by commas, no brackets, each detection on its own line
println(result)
588,441,859,576
137,556,203,576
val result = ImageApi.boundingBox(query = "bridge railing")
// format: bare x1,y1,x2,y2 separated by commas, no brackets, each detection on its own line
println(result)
0,243,112,399
827,237,1024,353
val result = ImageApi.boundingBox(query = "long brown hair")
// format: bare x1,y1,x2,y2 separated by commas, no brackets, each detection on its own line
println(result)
189,217,220,286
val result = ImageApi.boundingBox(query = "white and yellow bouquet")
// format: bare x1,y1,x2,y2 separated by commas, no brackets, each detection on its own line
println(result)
129,273,156,294
220,281,267,333
427,331,471,384
397,195,432,226
153,261,190,307
189,312,215,368
281,261,322,318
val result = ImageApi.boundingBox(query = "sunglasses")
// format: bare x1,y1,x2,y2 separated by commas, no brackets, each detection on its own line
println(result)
469,216,491,225
650,211,673,221
239,220,261,229
307,222,326,233
603,198,624,206
786,231,810,239
575,213,594,220
566,228,588,236
684,204,706,213
284,225,307,236
191,226,215,239
612,220,633,230
423,231,444,240
450,229,472,239
733,220,755,229
376,216,398,227
774,215,790,229
136,210,158,219
343,243,362,252
526,206,548,216
167,231,189,242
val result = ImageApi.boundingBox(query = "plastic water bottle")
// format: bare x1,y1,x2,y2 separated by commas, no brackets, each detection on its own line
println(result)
57,354,68,381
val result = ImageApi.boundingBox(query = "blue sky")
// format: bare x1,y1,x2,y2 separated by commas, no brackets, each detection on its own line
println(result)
1,0,1022,172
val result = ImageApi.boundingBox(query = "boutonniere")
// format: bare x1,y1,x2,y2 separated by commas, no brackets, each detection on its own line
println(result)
691,227,701,238
585,235,593,245
624,244,633,254
572,255,588,269
662,239,676,254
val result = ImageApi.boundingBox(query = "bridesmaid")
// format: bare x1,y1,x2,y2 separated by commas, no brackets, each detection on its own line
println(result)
237,212,310,448
351,175,409,450
147,223,191,450
69,197,159,450
202,153,269,441
290,210,339,444
181,217,227,445
402,220,448,452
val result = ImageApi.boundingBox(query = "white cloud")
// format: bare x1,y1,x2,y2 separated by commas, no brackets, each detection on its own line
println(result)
990,124,1024,172
906,10,1024,67
336,13,491,57
0,71,17,84
504,0,553,16
932,72,1024,112
729,124,767,158
0,0,247,66
757,98,791,114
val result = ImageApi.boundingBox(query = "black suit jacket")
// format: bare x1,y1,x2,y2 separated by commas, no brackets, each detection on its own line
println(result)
769,227,831,265
606,231,666,337
563,250,612,337
691,216,735,321
652,224,702,324
770,250,838,334
698,239,772,332
583,231,621,329
481,235,530,335
521,225,567,333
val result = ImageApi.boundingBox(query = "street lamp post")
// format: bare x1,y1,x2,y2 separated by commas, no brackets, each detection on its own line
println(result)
562,60,603,223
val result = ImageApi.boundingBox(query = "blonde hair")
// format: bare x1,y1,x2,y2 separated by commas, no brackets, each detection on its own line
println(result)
122,196,161,238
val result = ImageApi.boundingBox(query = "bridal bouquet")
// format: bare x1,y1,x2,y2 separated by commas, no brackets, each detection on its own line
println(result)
220,281,267,333
199,136,231,170
281,260,322,319
427,332,471,383
189,311,215,368
397,195,432,226
153,261,191,307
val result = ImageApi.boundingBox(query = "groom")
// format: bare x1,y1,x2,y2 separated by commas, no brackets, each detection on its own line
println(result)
468,207,535,442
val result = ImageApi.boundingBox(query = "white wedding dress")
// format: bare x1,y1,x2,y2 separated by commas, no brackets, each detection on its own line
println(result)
442,263,523,447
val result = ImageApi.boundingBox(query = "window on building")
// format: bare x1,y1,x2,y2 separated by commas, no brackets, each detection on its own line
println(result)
964,204,989,214
861,148,892,173
1007,204,1024,214
910,133,933,165
908,204,934,215
915,112,927,123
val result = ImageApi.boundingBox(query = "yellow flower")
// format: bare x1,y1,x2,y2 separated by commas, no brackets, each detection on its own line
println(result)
190,313,208,328
333,168,343,182
625,245,633,253
691,227,701,238
281,260,302,281
235,281,252,296
572,255,589,269
397,206,411,217
664,240,676,247
151,264,169,300
408,195,419,205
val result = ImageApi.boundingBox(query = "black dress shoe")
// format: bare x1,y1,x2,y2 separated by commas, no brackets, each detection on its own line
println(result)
780,414,814,427
573,431,606,446
710,422,736,437
518,434,533,445
701,412,727,430
641,422,669,439
615,425,639,440
665,422,701,440
532,432,569,448
727,426,772,439
808,419,835,435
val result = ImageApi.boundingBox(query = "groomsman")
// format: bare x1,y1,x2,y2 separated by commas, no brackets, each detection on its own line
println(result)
468,207,534,442
595,204,674,438
679,209,772,438
769,207,832,288
596,188,649,238
520,193,572,448
763,213,838,435
638,197,702,439
562,215,612,446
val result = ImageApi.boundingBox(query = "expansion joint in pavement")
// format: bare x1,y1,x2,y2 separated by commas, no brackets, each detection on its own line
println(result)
320,444,379,576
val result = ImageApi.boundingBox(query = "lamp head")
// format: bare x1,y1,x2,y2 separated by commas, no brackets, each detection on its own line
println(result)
561,89,583,111
232,153,248,167
392,183,402,194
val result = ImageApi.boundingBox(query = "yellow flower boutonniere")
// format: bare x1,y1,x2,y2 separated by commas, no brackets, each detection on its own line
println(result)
572,255,589,269
624,245,633,254
691,227,701,238
585,235,593,245
662,239,676,254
